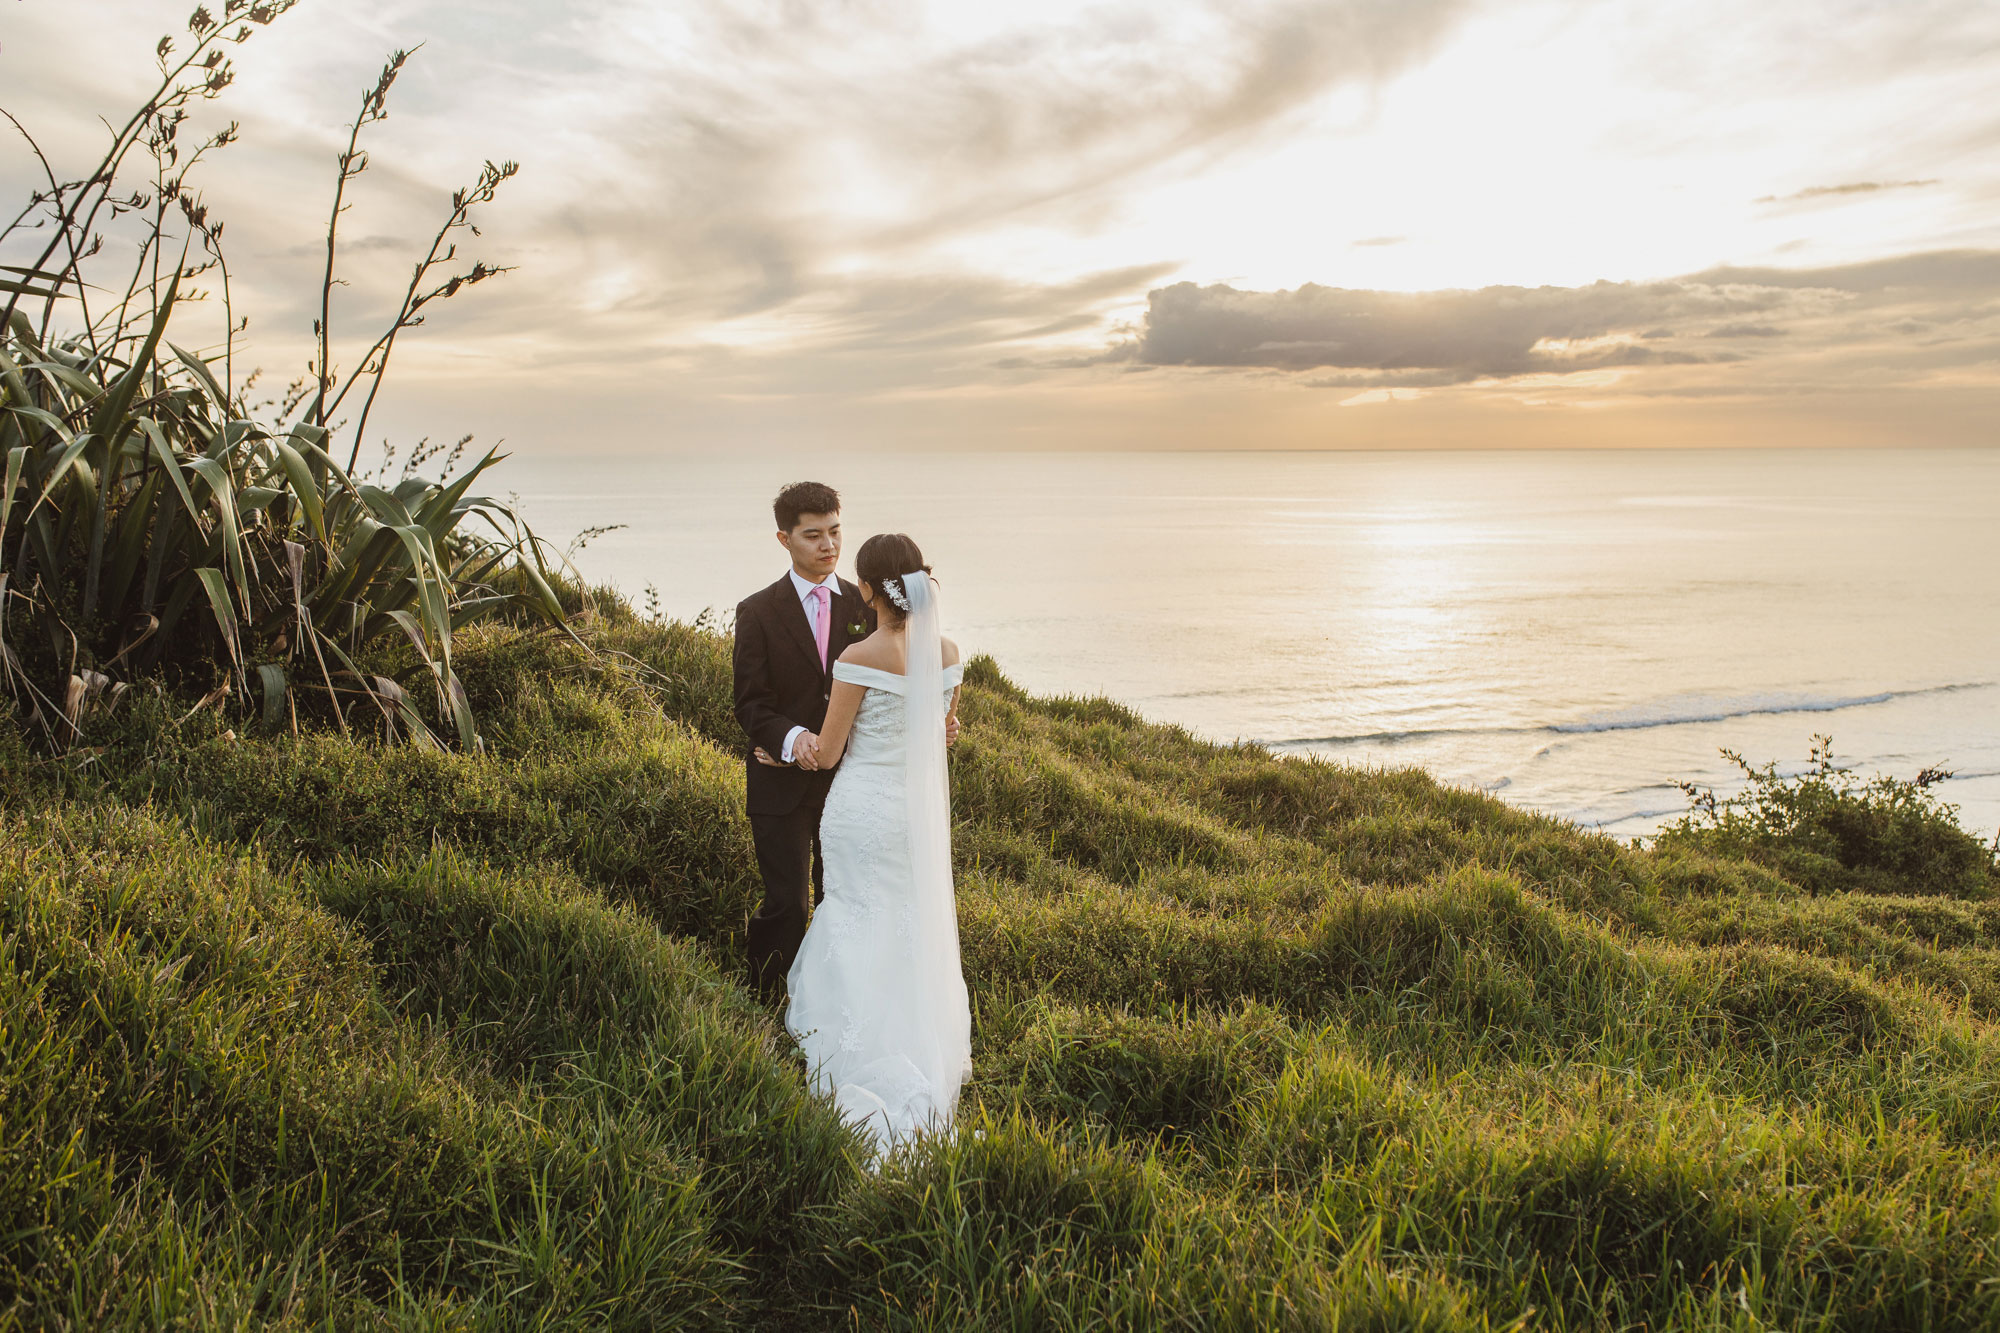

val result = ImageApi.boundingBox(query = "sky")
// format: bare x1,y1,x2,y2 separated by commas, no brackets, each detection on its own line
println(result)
4,0,1999,455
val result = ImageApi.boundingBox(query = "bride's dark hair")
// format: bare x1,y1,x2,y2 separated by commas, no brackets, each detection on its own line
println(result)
855,533,930,623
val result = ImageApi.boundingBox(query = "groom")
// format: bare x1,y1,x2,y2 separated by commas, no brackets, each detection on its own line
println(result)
731,481,874,996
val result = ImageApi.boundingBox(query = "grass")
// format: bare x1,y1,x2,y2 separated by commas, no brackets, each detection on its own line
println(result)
3,604,1999,1330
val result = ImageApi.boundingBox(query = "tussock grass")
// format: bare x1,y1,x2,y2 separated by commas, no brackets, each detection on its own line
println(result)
302,849,860,1263
0,808,736,1328
4,617,2000,1329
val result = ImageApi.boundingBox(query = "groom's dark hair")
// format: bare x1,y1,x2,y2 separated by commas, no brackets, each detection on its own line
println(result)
774,481,840,532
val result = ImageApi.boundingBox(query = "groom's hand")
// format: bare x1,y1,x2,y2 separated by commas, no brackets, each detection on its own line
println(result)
793,732,823,771
753,747,787,767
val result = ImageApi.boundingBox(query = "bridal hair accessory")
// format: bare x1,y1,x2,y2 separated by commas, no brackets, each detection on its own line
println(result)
881,575,912,611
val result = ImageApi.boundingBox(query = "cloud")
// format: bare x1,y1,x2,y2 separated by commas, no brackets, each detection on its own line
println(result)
9,0,2000,456
571,0,1477,325
762,262,1180,380
1755,178,1940,204
1132,276,1781,378
0,0,1488,432
1126,250,2000,392
1338,386,1425,406
281,234,412,259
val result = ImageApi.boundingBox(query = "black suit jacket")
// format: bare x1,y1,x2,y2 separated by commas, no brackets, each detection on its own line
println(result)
733,574,876,816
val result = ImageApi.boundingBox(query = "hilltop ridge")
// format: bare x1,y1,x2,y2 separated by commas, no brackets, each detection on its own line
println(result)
4,604,1999,1330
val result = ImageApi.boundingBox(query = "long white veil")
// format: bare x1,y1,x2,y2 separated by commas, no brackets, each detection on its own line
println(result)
897,569,972,1123
788,568,971,1164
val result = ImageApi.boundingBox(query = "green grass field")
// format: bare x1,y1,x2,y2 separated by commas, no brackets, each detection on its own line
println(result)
4,602,1998,1330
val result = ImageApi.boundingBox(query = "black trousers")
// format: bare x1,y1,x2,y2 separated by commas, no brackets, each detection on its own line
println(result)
746,793,828,995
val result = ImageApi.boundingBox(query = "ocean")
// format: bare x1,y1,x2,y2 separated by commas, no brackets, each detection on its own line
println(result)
500,447,2000,843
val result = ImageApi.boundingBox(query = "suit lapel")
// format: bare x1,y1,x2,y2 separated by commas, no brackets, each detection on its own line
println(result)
824,580,864,660
770,577,824,675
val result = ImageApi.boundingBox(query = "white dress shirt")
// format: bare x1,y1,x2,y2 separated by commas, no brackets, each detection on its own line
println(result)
781,568,842,762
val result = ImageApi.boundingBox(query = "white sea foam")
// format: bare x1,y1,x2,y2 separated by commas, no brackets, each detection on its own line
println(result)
1549,683,1992,735
1270,682,1994,748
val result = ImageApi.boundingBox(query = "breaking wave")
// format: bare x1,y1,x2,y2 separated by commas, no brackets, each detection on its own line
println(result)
1271,681,1992,749
1551,683,1991,734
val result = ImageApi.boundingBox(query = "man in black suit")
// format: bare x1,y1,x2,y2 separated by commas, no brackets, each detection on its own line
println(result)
733,481,876,996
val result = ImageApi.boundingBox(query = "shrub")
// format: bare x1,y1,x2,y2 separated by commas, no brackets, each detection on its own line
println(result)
1658,736,1999,898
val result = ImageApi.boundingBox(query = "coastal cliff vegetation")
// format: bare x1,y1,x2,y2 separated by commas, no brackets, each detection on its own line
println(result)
7,12,2000,1327
2,594,1998,1330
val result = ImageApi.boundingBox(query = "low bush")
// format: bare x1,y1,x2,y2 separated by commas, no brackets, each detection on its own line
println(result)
1657,735,1999,899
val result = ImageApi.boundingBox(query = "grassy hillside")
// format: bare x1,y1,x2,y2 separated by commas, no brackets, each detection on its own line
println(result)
4,602,1999,1330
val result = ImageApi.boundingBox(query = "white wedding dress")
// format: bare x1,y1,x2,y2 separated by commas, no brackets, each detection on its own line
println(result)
785,576,972,1160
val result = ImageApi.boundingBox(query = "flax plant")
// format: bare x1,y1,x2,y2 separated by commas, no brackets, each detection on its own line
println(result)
0,4,565,749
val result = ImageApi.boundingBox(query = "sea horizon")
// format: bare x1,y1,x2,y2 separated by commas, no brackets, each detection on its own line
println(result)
502,444,2000,844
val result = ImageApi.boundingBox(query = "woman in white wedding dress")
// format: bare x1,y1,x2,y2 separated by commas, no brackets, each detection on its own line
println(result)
784,533,972,1159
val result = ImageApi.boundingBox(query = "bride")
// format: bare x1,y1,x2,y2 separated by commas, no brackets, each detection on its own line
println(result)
784,532,972,1158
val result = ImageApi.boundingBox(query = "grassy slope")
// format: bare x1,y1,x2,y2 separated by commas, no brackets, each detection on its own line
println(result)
4,611,1999,1331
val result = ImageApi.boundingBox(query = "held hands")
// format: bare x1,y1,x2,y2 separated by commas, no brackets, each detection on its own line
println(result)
753,733,824,769
753,732,823,769
756,717,958,769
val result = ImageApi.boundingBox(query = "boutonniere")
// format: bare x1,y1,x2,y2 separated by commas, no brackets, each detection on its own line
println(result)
845,617,868,637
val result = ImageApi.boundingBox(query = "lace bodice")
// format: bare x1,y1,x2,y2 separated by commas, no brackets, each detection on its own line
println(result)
831,661,964,767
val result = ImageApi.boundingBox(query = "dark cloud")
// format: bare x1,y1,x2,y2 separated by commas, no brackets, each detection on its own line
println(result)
1678,248,2000,292
809,263,1177,362
1129,250,2000,384
1134,277,1779,377
541,261,1182,396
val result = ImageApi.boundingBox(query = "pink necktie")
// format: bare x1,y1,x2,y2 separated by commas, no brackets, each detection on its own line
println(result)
810,584,831,669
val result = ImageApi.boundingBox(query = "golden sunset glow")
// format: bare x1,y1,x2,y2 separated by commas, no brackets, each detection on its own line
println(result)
6,0,1997,455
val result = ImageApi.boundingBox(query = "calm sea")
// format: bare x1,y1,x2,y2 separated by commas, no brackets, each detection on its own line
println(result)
502,448,2000,843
